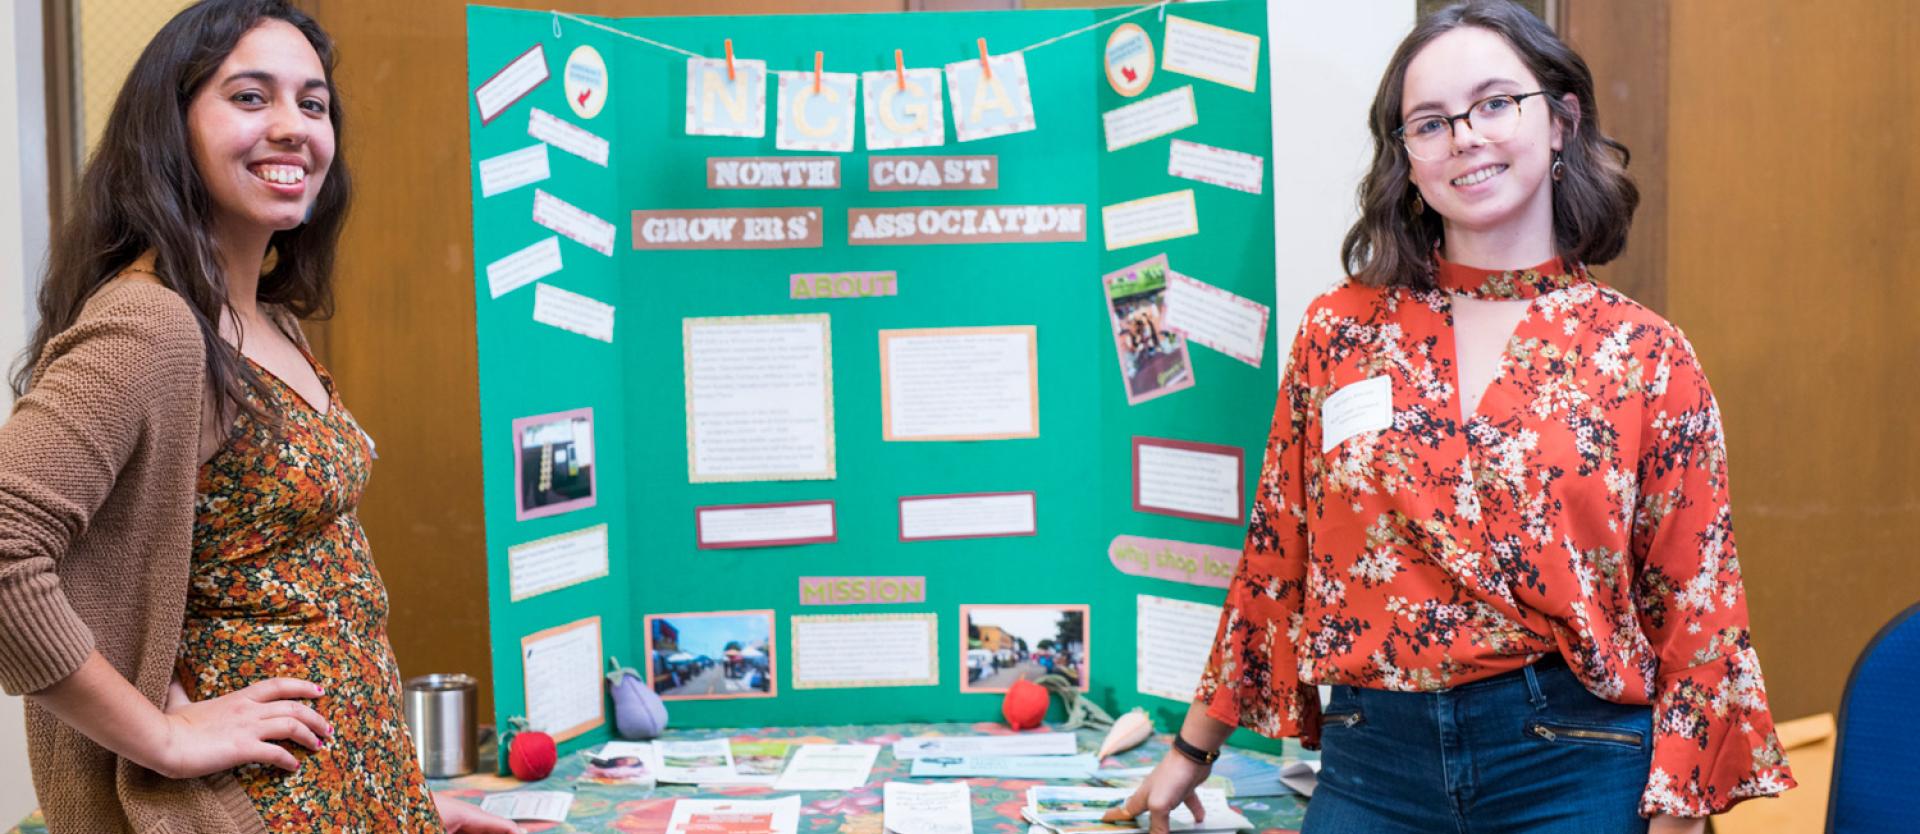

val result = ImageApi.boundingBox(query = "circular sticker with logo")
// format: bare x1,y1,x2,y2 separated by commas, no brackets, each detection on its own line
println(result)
564,45,608,120
1104,22,1154,97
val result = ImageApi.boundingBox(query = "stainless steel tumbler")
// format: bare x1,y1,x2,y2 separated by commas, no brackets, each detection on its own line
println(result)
403,673,479,778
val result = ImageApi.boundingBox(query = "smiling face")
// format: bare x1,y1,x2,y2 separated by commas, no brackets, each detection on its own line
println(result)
186,19,334,241
1400,26,1568,242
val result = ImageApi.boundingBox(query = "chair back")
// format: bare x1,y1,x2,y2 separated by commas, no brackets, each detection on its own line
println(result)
1829,602,1920,833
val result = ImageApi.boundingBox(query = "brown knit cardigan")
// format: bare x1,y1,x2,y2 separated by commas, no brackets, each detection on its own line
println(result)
0,280,266,833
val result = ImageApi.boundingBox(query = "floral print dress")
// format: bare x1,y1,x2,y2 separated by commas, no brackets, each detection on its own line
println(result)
1194,256,1795,818
178,343,444,832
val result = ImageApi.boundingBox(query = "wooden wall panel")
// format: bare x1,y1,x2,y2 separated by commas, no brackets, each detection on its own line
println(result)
1667,0,1919,721
1561,0,1667,311
301,0,904,720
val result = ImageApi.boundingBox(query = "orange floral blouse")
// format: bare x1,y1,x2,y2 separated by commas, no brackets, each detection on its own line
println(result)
1194,256,1795,818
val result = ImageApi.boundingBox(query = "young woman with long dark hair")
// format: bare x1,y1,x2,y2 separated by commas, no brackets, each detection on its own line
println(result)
0,2,515,831
1112,3,1794,832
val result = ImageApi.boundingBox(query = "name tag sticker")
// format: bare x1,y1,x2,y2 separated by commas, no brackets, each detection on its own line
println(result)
1320,375,1393,452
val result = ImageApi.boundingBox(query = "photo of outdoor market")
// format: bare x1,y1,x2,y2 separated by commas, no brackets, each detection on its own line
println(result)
647,612,776,699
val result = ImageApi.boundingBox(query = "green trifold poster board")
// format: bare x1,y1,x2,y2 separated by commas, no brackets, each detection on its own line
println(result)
465,1,1281,761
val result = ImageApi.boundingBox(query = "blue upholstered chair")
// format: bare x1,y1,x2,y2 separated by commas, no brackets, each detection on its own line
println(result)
1827,601,1920,833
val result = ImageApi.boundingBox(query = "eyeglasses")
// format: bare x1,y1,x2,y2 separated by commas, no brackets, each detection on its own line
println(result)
1394,91,1546,162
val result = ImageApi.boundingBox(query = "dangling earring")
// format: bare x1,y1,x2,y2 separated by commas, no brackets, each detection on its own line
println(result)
1411,191,1425,216
1551,153,1566,182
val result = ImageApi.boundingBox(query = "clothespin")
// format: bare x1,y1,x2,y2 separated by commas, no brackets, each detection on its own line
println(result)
895,49,906,91
814,51,824,93
724,39,736,80
977,38,992,79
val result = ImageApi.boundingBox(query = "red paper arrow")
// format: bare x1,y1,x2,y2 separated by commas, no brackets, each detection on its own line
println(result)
1121,65,1137,82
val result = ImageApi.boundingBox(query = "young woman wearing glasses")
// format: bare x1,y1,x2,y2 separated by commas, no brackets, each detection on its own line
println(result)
1111,3,1794,832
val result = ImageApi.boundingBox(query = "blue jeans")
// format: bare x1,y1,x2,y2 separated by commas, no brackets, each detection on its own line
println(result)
1303,656,1654,834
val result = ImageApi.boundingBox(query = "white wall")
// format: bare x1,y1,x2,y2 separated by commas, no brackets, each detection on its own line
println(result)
1268,1,1416,372
2,0,51,821
1269,0,1415,711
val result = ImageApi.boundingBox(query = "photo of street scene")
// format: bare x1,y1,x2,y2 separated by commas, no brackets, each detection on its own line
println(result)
960,604,1089,692
646,610,776,700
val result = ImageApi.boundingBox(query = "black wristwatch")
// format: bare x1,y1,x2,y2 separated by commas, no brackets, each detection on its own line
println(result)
1171,733,1220,766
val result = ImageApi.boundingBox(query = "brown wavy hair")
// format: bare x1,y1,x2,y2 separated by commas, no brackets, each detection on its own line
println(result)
10,0,350,428
1341,0,1636,289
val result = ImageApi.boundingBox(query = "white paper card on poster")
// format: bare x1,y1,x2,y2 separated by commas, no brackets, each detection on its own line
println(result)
532,189,617,256
885,782,974,834
862,68,946,150
944,52,1037,141
698,503,836,547
521,617,602,741
1137,443,1240,521
1167,139,1264,194
684,316,835,482
477,143,551,198
776,71,859,153
899,493,1035,540
1102,86,1197,152
563,44,608,120
881,327,1037,441
532,283,615,343
1135,594,1223,701
1320,375,1393,452
509,523,609,601
1102,190,1199,250
1163,271,1271,367
485,236,563,299
686,57,768,138
773,744,882,791
1161,15,1263,92
791,614,938,689
475,44,549,124
1104,22,1155,97
528,107,610,166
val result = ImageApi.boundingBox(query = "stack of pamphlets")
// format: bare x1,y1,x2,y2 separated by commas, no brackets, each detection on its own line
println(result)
883,781,974,834
581,741,658,788
1207,752,1285,797
1022,787,1250,834
702,741,793,787
1277,759,1321,797
896,732,1094,780
666,797,802,834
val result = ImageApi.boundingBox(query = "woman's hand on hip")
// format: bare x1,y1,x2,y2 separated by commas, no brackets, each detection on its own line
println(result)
1102,748,1211,834
156,676,332,778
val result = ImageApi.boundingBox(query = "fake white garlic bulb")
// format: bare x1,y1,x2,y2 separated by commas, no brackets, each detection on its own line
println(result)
1096,707,1155,760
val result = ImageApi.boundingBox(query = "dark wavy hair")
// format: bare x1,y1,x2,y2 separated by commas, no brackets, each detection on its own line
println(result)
1341,0,1637,288
11,0,350,428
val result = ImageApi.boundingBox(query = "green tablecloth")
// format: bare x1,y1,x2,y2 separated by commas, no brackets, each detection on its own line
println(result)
9,722,1312,833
